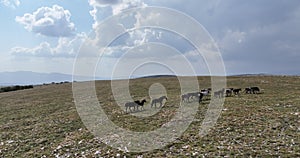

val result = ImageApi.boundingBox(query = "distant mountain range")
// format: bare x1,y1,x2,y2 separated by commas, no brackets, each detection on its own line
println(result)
1,71,297,86
136,74,177,79
0,71,100,86
229,73,272,76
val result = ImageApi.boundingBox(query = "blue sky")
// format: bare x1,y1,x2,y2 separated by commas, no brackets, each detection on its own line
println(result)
0,0,93,74
1,0,300,77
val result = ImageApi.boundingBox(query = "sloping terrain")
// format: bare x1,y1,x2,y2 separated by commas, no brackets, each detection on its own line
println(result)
0,76,299,157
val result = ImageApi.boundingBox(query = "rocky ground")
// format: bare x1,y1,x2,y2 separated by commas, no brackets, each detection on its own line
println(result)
0,76,299,157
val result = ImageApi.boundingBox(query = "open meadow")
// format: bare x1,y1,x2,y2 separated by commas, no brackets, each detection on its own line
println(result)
0,76,299,157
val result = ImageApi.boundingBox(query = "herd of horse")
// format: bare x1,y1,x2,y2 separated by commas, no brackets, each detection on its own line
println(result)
213,86,260,98
124,86,260,113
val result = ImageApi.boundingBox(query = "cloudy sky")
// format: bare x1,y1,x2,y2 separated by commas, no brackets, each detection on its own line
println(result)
1,0,299,77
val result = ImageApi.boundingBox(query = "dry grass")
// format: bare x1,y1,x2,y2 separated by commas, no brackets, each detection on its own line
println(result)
0,76,299,157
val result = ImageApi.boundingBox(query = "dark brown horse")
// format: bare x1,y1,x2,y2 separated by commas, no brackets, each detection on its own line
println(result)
135,99,147,110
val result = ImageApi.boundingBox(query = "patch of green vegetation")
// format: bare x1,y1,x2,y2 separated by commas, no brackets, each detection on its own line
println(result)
0,85,34,93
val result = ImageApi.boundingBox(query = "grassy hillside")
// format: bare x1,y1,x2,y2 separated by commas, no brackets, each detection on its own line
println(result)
0,76,299,157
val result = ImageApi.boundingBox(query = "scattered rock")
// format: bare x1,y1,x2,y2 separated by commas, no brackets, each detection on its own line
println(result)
56,145,62,150
116,153,121,157
94,150,101,155
182,145,190,149
192,151,199,156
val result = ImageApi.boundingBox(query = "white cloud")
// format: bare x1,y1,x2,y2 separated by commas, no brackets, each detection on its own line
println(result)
12,42,52,57
89,0,121,7
89,5,113,29
1,0,20,8
85,0,300,75
89,0,146,14
89,0,147,29
112,0,147,15
11,33,87,57
15,5,75,37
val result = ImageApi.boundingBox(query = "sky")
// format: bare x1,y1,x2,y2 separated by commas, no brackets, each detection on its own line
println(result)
1,0,300,77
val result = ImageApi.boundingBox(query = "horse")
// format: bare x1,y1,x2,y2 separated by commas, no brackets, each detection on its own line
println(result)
151,96,167,108
250,87,260,94
200,89,210,100
181,94,190,102
198,92,204,103
182,92,203,103
135,99,147,110
232,88,242,95
187,92,201,101
244,87,260,94
244,87,252,94
125,101,137,112
201,89,210,95
214,88,225,98
225,88,234,97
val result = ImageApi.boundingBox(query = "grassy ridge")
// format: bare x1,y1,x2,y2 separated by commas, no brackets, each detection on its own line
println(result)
0,76,299,157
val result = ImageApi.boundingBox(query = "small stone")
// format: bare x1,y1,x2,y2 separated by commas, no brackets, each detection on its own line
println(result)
182,145,190,149
56,145,62,150
192,152,199,156
94,151,101,155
